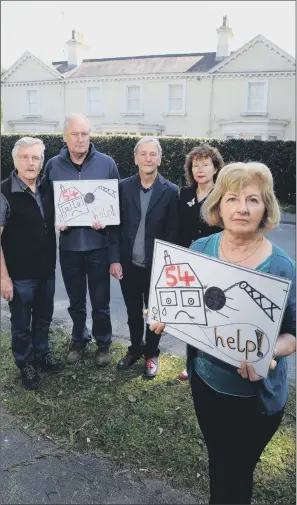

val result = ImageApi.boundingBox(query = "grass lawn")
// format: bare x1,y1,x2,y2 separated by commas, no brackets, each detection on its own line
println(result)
1,328,295,504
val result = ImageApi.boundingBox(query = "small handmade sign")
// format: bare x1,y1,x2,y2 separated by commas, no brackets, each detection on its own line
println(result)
148,240,292,378
53,179,120,226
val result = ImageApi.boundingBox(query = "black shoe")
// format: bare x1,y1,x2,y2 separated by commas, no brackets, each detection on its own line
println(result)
143,356,159,379
21,363,40,390
117,351,142,370
39,352,65,373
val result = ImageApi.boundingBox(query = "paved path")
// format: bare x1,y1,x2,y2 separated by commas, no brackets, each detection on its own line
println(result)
0,412,198,505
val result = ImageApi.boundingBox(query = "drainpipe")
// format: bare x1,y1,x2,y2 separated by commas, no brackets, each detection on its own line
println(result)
62,79,66,132
208,75,214,138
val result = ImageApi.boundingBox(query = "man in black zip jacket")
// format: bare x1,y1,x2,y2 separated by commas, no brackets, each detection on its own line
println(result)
44,114,122,368
1,137,64,390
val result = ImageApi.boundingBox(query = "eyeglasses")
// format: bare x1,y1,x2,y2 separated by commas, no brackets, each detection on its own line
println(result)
18,155,41,163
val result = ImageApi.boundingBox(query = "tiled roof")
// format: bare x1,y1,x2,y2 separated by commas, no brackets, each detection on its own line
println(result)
52,52,218,77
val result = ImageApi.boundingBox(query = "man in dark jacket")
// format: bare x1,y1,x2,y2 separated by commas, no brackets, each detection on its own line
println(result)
44,114,122,367
1,137,64,390
117,136,179,378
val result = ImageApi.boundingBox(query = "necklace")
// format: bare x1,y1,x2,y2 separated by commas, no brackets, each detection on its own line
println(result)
220,233,264,264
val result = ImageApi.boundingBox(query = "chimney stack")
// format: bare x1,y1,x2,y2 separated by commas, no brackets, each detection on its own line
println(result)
66,29,86,69
216,16,233,61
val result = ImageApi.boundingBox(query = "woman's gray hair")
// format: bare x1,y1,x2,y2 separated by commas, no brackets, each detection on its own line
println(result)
12,137,45,165
134,136,162,155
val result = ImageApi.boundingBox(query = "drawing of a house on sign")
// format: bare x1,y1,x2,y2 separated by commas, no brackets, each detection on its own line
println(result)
155,251,207,325
59,184,89,222
148,240,292,378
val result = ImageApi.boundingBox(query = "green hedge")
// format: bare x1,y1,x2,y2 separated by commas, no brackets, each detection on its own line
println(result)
1,134,296,204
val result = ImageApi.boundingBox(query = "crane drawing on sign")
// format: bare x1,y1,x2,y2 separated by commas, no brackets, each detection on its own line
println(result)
152,251,282,325
84,185,117,203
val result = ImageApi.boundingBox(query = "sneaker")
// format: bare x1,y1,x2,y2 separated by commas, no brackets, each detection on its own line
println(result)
117,351,142,370
178,368,188,380
39,352,65,374
143,356,159,379
95,348,111,368
67,342,85,364
21,363,40,390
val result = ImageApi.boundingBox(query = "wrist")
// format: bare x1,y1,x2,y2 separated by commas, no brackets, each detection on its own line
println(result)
1,275,11,281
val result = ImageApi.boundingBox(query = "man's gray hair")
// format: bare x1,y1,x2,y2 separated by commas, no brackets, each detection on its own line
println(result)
63,113,90,135
134,136,162,155
12,137,45,164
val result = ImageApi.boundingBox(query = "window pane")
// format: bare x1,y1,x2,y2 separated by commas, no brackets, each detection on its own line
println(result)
88,87,101,113
127,98,140,111
127,86,140,99
169,98,183,111
28,90,37,104
248,97,264,111
169,85,183,98
29,102,38,114
248,83,264,98
89,87,101,101
268,135,277,141
89,101,101,114
247,83,265,111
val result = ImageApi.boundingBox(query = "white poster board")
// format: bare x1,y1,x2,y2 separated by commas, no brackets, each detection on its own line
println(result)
53,179,120,226
148,240,291,378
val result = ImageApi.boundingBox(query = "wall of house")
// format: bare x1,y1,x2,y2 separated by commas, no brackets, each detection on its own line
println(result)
267,76,295,139
4,57,60,83
209,75,295,140
2,70,295,140
2,83,65,132
220,42,295,73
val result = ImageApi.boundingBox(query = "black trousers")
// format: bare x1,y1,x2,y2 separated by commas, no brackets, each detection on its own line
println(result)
60,248,112,348
190,370,284,505
9,277,55,368
120,263,161,359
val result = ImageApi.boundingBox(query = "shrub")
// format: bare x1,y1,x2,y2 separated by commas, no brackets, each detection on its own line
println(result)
1,134,295,204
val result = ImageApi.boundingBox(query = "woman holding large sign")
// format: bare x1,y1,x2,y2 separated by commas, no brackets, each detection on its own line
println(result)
149,162,296,505
178,144,224,380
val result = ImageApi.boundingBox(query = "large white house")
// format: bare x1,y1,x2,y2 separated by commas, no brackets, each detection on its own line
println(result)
1,17,295,140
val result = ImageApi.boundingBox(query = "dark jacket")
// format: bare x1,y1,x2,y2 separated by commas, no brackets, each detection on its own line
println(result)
119,173,179,269
179,184,222,247
44,143,120,262
1,173,56,280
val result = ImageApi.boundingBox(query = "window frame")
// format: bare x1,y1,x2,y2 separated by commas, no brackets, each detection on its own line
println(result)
86,84,104,116
244,79,269,116
165,81,187,116
121,83,143,116
26,89,40,116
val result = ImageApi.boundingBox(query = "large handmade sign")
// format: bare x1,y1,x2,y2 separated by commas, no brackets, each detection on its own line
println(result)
53,179,120,226
148,240,292,378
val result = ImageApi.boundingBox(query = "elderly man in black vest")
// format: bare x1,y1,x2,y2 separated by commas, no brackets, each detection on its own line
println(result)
1,137,64,390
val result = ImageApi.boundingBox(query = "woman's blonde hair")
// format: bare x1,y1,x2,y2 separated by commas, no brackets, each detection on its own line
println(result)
201,162,281,232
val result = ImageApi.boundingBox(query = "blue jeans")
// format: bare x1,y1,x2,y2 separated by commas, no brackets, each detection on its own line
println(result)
59,248,112,348
9,277,55,368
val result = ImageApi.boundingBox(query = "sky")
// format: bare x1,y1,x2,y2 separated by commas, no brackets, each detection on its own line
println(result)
1,0,295,70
